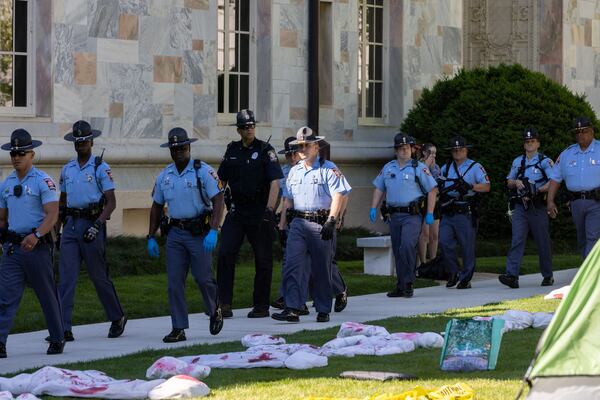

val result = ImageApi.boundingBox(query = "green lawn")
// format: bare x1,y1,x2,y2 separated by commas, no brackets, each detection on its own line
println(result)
22,295,557,399
11,260,435,334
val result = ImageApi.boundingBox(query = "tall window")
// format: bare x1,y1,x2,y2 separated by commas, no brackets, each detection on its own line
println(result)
218,0,253,118
0,0,33,115
358,0,384,122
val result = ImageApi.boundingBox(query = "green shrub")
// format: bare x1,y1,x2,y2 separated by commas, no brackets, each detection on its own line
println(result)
401,64,598,240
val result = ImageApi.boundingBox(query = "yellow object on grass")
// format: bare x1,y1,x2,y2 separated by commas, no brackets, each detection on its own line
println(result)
306,382,474,400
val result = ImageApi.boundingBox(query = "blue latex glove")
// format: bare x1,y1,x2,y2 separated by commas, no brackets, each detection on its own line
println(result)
369,207,377,223
147,237,159,258
203,229,219,252
425,212,435,225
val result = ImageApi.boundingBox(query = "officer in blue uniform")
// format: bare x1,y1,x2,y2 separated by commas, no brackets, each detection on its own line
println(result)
369,133,438,298
547,116,600,257
272,127,351,323
217,110,283,319
271,136,348,313
0,129,64,358
438,136,490,289
499,128,554,288
57,120,125,341
147,127,225,342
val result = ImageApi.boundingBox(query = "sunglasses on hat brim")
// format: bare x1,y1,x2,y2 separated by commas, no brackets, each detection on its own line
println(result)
10,150,33,158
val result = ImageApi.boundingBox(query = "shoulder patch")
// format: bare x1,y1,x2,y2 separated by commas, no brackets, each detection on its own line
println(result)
106,169,114,181
479,165,487,175
422,167,432,177
44,178,57,191
332,168,343,178
268,150,277,162
209,169,224,190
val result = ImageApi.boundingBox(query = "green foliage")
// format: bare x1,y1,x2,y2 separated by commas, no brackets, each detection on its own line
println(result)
401,64,598,240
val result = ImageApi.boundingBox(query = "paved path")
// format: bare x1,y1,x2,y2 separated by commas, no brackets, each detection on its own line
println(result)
0,269,577,375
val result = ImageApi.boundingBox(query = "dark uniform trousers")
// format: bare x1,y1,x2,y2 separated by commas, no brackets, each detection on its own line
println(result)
217,212,273,309
506,204,553,278
571,199,600,257
389,212,422,290
439,213,477,282
59,217,123,330
0,243,64,343
167,227,218,329
283,218,333,314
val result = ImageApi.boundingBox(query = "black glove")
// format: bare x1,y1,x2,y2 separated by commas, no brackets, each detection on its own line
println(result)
83,220,103,243
0,227,8,244
456,178,473,195
320,217,336,241
278,229,288,248
263,208,278,241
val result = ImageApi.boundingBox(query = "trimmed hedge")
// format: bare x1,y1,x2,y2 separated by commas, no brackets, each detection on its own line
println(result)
401,64,599,240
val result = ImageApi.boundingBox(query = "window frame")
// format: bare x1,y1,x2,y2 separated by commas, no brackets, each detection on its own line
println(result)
0,0,35,117
358,0,388,126
217,0,257,125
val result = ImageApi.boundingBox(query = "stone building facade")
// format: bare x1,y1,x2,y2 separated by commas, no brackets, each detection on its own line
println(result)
0,0,598,235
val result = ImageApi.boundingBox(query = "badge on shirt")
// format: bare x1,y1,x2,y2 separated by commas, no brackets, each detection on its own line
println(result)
268,150,277,162
106,169,114,181
44,178,56,191
252,152,259,160
86,174,93,183
332,168,343,178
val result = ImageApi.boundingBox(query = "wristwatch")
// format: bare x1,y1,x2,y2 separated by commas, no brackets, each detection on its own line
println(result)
34,230,43,240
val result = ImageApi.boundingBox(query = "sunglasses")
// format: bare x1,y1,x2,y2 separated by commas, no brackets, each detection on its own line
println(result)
239,124,255,131
13,184,22,197
10,150,32,158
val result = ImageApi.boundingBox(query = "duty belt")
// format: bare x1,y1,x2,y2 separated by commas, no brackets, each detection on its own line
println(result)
168,213,211,236
66,205,102,220
3,230,52,246
569,189,600,201
291,209,330,225
441,202,473,215
388,204,421,216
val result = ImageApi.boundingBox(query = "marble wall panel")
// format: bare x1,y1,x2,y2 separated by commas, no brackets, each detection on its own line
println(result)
35,0,53,117
54,84,83,122
118,0,149,16
256,0,273,124
193,94,216,132
97,38,139,63
89,0,119,38
74,52,97,84
139,16,173,64
174,84,193,120
122,102,162,138
190,9,216,41
153,83,175,104
182,51,204,84
54,23,88,85
81,86,110,117
169,8,192,50
64,0,88,25
118,14,139,40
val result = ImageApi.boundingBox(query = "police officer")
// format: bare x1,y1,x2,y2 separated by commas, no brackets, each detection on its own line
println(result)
272,137,348,313
499,128,554,288
438,136,490,289
0,129,64,358
147,127,224,341
217,110,283,318
369,133,438,298
57,120,126,341
547,116,600,258
272,127,351,323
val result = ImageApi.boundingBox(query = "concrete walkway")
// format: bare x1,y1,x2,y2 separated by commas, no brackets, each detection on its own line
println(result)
0,268,577,375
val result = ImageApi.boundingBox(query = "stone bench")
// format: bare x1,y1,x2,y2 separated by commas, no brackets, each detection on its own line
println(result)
356,236,395,276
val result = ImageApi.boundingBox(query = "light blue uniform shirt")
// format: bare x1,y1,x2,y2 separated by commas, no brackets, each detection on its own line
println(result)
440,159,489,198
59,155,115,208
153,159,222,219
0,167,59,234
372,159,437,206
550,139,600,191
280,163,292,199
286,158,351,212
506,153,553,191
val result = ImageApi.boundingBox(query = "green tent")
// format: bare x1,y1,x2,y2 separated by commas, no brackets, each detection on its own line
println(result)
524,240,600,399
